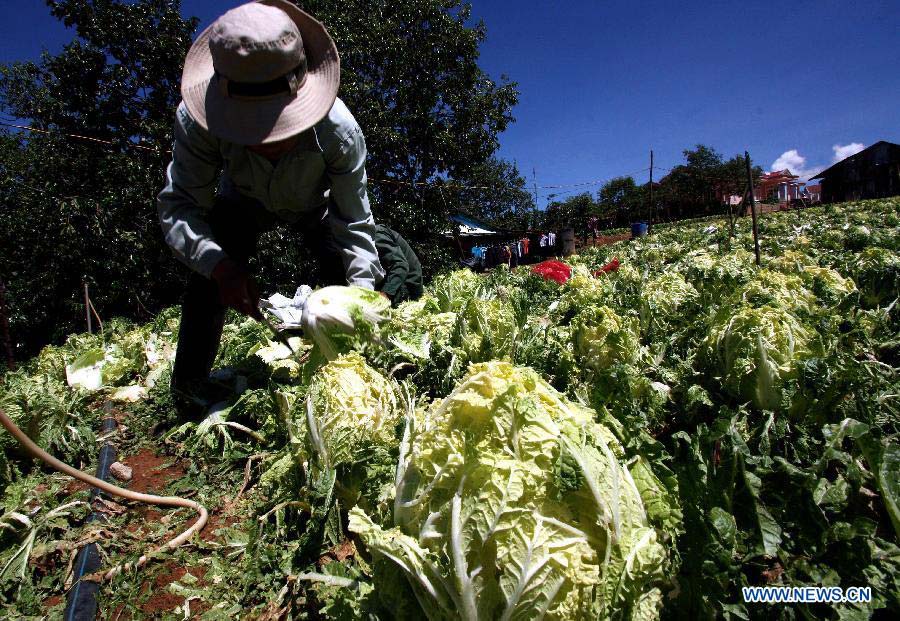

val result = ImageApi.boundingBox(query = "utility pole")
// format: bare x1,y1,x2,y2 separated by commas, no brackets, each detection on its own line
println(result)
648,150,654,234
745,151,761,266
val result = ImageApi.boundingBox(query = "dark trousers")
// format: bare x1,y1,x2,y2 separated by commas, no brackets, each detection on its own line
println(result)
171,196,343,390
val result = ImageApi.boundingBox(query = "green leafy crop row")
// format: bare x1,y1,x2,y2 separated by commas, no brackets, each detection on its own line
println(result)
1,198,898,619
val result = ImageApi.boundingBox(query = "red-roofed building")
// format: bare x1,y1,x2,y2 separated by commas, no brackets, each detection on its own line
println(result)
756,169,805,204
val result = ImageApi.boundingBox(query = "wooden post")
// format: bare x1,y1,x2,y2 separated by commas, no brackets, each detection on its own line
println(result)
648,150,654,234
745,151,761,266
726,195,735,238
0,277,14,370
84,282,92,334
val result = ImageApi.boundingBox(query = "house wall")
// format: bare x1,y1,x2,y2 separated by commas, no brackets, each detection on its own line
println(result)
757,178,804,202
822,162,900,202
820,143,900,202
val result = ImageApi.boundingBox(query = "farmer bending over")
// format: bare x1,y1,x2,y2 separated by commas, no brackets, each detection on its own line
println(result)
157,0,383,407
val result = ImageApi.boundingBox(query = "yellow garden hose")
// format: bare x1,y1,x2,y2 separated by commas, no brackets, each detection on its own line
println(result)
0,408,208,581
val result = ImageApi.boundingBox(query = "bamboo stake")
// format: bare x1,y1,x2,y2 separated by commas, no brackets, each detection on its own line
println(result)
84,282,92,334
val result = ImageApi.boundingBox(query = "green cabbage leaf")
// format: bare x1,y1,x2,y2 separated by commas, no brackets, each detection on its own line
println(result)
349,361,675,620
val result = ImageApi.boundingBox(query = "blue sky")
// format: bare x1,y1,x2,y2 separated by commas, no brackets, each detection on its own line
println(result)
3,1,898,203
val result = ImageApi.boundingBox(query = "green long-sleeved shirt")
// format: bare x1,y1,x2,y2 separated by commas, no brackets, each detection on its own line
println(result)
157,98,384,288
373,225,423,303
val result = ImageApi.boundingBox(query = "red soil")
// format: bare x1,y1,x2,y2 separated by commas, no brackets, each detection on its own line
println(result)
124,448,186,494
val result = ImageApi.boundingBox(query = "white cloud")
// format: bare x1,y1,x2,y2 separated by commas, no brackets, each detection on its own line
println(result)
832,142,865,163
771,149,804,173
769,141,865,181
770,149,822,181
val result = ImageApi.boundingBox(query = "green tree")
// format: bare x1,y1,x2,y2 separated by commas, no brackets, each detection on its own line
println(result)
451,157,535,231
300,0,519,270
719,154,763,210
656,145,761,221
597,176,644,228
543,193,596,238
0,0,196,356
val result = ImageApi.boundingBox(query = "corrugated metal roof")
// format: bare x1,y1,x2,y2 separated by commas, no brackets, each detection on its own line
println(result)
448,214,495,231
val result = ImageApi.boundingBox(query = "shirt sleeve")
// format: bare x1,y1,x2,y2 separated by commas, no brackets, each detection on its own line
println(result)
375,229,409,299
323,125,385,290
156,103,226,278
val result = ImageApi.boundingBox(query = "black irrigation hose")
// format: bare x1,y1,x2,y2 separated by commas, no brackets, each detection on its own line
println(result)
0,404,209,605
65,408,117,621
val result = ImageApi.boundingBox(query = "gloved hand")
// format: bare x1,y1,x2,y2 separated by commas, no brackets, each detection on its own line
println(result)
211,258,262,319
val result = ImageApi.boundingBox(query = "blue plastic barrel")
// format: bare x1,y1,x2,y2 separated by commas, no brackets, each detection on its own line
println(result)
631,222,648,238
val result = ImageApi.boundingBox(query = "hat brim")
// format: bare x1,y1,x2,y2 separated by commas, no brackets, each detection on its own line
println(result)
181,0,340,145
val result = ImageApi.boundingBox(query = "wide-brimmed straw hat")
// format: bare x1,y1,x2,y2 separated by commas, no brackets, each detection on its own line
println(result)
180,0,340,145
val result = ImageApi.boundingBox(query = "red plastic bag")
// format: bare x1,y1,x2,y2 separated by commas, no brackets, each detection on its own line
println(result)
531,260,572,284
593,257,620,277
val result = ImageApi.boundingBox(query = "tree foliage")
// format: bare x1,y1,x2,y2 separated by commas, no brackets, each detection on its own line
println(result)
450,157,535,231
299,0,520,267
543,192,596,238
597,176,645,228
0,0,196,356
533,146,766,236
656,145,763,221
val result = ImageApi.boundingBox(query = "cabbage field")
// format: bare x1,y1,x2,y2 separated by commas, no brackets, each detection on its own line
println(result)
1,198,899,619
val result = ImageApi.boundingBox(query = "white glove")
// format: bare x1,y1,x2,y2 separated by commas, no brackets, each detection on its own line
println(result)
259,285,313,329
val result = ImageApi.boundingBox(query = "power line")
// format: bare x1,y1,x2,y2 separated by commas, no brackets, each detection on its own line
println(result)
0,121,165,154
2,121,664,195
540,167,655,201
4,176,109,207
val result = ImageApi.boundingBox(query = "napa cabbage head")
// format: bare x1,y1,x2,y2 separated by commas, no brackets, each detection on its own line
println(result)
303,352,401,511
453,297,518,362
428,269,483,313
635,240,684,265
639,272,699,335
217,319,272,368
851,247,900,308
572,305,642,373
556,266,616,316
844,224,871,251
303,286,392,360
800,266,857,307
701,304,818,411
64,339,150,391
304,352,399,467
733,270,818,316
766,252,857,306
766,250,816,274
678,249,754,303
384,298,457,361
349,361,674,621
1,367,97,464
